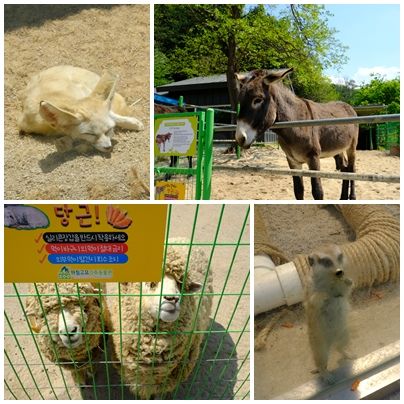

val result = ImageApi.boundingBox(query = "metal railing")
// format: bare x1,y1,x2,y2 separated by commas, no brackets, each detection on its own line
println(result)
213,114,400,132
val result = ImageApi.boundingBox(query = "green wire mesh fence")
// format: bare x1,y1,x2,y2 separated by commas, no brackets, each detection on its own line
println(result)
4,204,250,400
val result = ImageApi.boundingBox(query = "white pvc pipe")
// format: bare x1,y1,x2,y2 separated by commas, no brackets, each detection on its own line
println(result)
255,254,305,315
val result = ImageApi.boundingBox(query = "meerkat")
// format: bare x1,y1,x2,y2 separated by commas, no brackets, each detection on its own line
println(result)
305,244,353,384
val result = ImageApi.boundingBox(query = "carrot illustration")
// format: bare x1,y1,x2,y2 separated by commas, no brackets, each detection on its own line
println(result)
114,209,128,223
106,205,114,224
110,206,121,224
114,217,132,229
106,205,133,229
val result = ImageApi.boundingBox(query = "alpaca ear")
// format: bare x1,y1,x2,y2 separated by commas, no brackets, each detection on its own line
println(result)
27,315,41,333
188,282,203,293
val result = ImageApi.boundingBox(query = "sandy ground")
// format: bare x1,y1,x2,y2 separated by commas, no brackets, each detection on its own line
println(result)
4,5,150,200
254,204,399,399
4,204,250,400
211,146,400,200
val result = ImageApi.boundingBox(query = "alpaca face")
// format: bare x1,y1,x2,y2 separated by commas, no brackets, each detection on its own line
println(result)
142,275,202,323
57,308,88,349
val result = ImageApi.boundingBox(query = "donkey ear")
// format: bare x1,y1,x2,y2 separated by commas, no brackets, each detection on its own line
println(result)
91,71,118,108
263,68,293,85
39,101,81,127
235,73,247,82
234,72,249,90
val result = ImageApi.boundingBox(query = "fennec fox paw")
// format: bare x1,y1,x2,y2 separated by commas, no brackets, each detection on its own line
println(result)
127,117,144,131
74,143,95,154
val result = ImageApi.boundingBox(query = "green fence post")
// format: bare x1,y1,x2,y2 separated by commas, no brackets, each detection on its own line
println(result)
202,108,214,200
178,96,184,108
195,112,205,200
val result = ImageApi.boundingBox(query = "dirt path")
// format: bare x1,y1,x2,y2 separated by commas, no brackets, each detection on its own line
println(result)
5,5,150,200
254,205,399,398
212,147,400,200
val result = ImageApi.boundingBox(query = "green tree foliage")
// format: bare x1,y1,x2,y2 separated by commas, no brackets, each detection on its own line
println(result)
155,4,347,105
333,79,357,104
154,48,172,87
352,75,400,114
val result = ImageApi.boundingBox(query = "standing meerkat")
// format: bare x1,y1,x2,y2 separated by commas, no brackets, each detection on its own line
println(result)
305,244,353,384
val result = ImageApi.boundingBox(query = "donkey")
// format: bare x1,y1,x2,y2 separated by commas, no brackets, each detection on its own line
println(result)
234,68,358,200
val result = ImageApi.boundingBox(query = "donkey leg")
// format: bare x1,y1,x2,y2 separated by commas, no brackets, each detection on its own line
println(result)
339,170,350,200
334,154,347,171
287,157,304,200
308,155,324,200
347,152,356,201
335,153,350,200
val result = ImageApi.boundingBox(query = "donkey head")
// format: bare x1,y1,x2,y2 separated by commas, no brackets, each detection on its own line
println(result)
234,68,293,148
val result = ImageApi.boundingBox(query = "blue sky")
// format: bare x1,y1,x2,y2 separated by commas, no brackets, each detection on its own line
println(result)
323,4,400,84
255,4,400,84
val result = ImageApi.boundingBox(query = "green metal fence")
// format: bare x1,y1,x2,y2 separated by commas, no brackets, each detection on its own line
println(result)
154,110,214,200
376,121,400,150
4,204,250,400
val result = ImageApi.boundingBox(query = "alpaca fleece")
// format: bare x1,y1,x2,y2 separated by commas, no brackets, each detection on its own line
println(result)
25,283,104,373
109,241,213,398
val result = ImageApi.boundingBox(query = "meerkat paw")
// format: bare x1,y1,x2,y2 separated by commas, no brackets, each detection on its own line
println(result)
340,350,356,360
320,370,336,384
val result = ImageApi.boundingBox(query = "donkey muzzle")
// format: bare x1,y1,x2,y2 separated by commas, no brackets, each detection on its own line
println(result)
235,120,255,149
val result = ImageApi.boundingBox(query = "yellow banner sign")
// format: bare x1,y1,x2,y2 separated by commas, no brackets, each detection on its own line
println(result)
4,204,167,282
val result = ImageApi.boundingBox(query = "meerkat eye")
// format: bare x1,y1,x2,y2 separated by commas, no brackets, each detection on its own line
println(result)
319,257,333,267
335,269,344,278
337,253,343,263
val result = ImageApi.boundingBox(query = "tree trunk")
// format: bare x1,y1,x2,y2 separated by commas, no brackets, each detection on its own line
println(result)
225,6,242,124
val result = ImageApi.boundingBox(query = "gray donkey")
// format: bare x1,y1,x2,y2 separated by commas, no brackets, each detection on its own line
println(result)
235,68,358,200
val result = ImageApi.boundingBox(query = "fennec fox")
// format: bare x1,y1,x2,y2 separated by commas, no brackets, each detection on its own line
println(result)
19,65,144,152
305,244,353,384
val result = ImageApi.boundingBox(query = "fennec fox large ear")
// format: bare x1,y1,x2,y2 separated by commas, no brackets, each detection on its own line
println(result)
39,101,81,127
91,71,118,109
